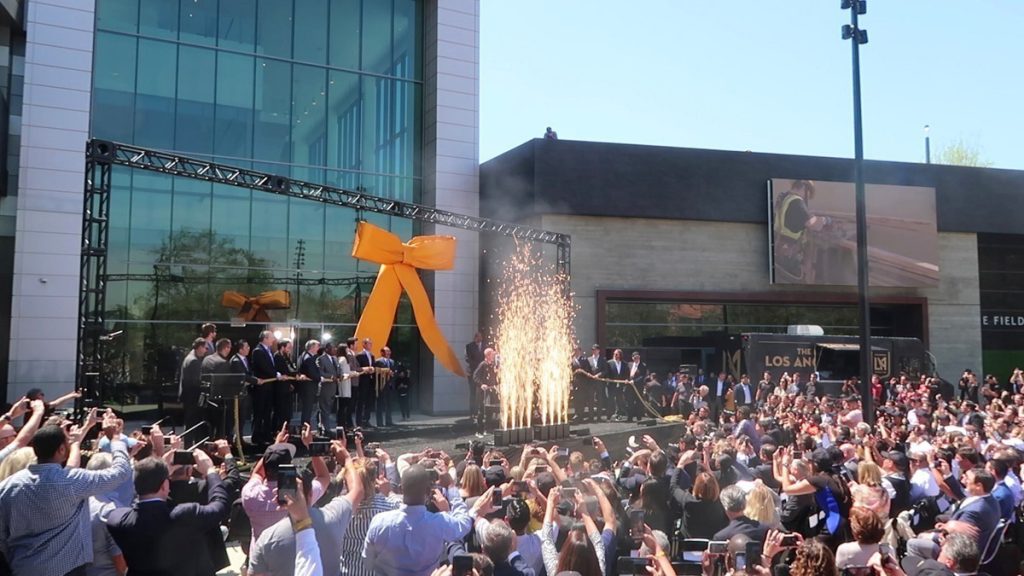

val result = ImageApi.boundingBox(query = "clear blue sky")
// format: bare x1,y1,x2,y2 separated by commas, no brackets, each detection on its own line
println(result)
480,1,1023,169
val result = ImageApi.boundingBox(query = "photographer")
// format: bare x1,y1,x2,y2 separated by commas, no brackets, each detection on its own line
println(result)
105,448,232,576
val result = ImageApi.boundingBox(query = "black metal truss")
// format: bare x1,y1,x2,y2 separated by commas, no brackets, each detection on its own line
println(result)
77,144,112,398
89,140,572,257
104,273,378,287
79,139,572,397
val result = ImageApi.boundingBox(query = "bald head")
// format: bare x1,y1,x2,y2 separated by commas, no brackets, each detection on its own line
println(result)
0,424,15,448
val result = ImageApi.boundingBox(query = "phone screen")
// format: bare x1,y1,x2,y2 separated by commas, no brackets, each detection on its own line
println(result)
629,509,645,540
276,465,298,505
452,555,474,576
307,442,331,457
172,450,195,466
491,490,502,507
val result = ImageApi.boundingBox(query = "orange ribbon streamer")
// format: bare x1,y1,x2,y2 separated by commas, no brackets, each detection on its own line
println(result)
352,221,465,377
221,290,291,322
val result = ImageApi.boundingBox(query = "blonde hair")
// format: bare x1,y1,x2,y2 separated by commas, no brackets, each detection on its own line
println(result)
744,484,781,529
460,464,487,498
351,459,377,503
0,447,36,482
857,461,883,486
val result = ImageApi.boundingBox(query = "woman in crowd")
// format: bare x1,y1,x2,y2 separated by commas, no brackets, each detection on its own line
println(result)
850,461,891,520
539,488,606,576
745,481,782,530
678,471,728,539
459,464,487,500
340,459,400,576
790,539,838,576
0,446,34,482
835,506,890,570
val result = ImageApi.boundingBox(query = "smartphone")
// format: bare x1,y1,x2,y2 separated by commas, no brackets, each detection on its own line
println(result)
491,489,502,507
745,540,762,569
557,447,569,457
163,436,173,446
534,465,549,473
779,533,799,547
513,481,529,494
680,539,709,563
629,509,645,541
708,541,728,556
335,427,345,439
841,568,874,576
734,552,746,571
792,450,803,460
307,442,331,457
365,442,381,452
561,487,578,500
429,450,442,459
276,464,298,505
172,450,195,466
616,557,650,576
452,555,474,576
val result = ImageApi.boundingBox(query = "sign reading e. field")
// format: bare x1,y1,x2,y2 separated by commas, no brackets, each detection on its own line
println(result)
982,314,1024,328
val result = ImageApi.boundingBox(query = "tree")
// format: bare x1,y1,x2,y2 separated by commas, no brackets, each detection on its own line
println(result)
934,138,993,167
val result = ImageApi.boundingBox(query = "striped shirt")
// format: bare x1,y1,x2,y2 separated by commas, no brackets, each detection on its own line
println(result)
340,494,402,576
0,441,133,576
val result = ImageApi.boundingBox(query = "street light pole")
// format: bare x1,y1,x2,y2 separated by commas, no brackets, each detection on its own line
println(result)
924,125,931,164
842,0,873,425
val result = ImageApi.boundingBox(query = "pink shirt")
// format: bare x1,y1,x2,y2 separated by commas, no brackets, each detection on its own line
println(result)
241,475,325,551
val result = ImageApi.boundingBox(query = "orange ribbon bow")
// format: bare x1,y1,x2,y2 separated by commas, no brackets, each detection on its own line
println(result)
352,221,465,377
220,290,291,323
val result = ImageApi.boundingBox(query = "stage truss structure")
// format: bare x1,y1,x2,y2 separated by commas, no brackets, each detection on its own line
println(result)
78,139,571,396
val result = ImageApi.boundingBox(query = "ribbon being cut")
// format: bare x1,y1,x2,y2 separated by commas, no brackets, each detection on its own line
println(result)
221,289,291,323
351,221,465,377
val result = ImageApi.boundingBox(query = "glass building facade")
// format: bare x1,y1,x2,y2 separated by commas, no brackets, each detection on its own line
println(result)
89,0,423,411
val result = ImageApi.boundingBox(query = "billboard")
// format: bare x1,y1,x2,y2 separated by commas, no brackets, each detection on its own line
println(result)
768,178,939,287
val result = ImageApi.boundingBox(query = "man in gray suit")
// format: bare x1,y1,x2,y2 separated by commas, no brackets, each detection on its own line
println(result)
316,342,341,433
180,338,209,443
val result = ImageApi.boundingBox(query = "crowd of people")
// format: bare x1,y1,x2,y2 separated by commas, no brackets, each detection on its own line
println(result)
3,360,1024,576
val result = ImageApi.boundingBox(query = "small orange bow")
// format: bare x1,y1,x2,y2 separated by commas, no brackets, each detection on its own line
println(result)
352,221,465,377
221,290,291,322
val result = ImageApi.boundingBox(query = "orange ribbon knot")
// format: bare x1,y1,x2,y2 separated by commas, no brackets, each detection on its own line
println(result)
221,290,291,322
352,221,465,377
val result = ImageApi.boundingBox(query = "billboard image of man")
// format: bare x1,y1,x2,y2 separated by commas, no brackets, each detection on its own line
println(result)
773,179,831,282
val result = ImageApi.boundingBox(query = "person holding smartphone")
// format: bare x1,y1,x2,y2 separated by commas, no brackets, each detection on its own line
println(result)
538,487,606,576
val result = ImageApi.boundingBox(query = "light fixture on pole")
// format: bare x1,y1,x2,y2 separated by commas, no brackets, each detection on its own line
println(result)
924,125,931,164
841,0,874,425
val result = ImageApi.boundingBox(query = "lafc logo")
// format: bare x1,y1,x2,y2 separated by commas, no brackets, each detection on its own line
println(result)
873,352,890,376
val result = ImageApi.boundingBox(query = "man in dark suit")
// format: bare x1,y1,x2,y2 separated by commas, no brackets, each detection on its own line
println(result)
297,340,322,427
709,371,730,423
713,485,768,543
605,349,629,420
733,374,754,408
355,338,376,427
374,346,397,427
907,468,1001,562
201,338,233,438
584,344,607,420
273,339,304,431
465,332,486,414
106,451,232,576
230,339,258,441
250,331,279,446
626,351,648,422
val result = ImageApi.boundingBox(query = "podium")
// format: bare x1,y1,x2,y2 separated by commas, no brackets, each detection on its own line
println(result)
202,372,248,460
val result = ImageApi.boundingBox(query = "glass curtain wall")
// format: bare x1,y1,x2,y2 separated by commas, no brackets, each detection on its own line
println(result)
91,0,423,412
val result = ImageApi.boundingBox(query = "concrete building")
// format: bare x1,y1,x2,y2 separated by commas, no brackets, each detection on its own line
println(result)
481,139,1024,381
2,0,481,418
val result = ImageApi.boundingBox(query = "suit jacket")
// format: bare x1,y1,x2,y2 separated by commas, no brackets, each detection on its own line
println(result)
733,383,754,407
180,351,204,402
606,359,628,380
584,354,607,378
168,458,242,574
713,516,768,543
465,341,486,374
251,344,278,380
992,483,1014,522
710,379,730,401
230,353,258,386
374,357,397,389
356,349,375,388
628,361,648,387
493,552,535,576
201,353,230,376
274,352,299,378
951,493,1001,551
107,472,232,576
299,352,322,384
